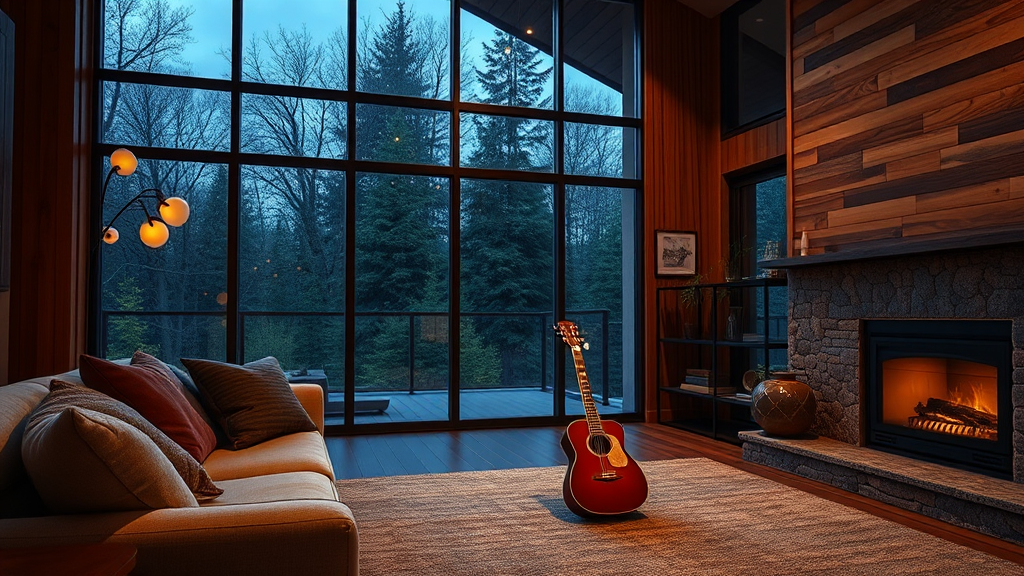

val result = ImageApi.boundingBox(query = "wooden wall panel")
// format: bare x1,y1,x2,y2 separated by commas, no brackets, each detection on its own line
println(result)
644,0,721,421
0,0,91,382
790,0,1024,254
721,118,787,174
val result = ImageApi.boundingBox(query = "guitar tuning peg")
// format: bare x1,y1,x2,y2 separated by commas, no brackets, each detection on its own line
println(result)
583,342,590,350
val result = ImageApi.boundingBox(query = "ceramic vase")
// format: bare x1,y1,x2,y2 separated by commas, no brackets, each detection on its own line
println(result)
750,375,817,437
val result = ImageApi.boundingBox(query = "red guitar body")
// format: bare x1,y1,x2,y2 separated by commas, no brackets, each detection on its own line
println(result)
560,419,649,517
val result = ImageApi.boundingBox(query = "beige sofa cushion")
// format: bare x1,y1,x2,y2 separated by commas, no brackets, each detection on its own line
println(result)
0,381,49,518
22,407,199,513
203,431,335,482
0,499,358,576
204,471,338,507
39,380,223,501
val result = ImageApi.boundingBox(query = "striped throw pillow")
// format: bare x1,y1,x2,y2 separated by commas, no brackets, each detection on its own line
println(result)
181,357,317,450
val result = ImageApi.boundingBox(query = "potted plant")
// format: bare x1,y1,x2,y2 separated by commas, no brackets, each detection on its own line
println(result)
679,272,707,339
722,240,751,283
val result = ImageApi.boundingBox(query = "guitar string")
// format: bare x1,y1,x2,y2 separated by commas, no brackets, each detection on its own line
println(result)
573,345,612,477
558,323,615,478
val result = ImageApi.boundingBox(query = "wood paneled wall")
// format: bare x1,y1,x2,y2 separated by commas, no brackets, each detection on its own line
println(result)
790,0,1024,254
0,0,92,383
721,118,787,175
644,0,721,421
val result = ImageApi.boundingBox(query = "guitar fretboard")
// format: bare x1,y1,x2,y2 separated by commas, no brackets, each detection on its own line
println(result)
569,345,603,435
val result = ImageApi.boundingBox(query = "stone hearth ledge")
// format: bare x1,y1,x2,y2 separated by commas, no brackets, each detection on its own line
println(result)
740,431,1024,545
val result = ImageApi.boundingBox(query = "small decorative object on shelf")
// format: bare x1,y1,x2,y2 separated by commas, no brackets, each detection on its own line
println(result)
725,306,741,341
741,369,760,392
750,373,817,437
760,240,782,278
800,230,809,256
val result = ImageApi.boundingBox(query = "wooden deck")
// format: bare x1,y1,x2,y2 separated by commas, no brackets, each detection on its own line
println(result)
325,388,625,425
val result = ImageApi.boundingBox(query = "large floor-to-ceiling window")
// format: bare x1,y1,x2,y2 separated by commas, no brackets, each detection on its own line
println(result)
95,0,641,431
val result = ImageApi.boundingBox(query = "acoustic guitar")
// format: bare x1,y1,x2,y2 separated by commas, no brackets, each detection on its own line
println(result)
555,320,648,517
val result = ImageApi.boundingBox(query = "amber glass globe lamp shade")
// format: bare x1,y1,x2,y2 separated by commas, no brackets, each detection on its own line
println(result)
139,219,169,248
158,197,190,227
110,148,138,177
103,227,119,244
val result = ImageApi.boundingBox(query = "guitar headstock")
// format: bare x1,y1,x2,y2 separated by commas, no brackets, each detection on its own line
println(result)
554,320,588,350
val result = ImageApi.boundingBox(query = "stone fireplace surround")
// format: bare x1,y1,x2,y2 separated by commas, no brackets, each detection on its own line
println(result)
786,243,1024,479
741,243,1024,544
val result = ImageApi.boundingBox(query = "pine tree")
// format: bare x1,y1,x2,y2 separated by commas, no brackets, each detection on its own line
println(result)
461,31,555,385
360,1,428,98
354,3,452,385
468,30,552,171
107,276,159,359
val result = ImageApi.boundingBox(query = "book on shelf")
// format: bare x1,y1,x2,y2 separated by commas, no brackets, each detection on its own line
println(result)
678,383,737,395
685,368,711,378
683,375,730,386
720,392,752,400
742,333,763,342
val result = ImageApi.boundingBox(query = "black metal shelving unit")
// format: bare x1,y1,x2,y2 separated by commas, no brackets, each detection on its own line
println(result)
656,277,788,444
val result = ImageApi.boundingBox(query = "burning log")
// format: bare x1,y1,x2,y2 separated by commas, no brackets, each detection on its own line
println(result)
913,398,997,429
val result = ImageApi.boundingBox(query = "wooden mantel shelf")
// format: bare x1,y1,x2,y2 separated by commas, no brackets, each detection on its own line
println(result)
760,225,1024,269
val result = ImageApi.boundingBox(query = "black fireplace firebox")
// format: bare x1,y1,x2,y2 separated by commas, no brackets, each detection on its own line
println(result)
863,320,1013,478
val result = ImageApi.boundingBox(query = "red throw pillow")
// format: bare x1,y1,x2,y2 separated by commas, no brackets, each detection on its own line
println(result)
79,353,217,462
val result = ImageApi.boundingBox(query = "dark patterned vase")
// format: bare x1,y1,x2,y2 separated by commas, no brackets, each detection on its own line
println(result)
750,375,817,437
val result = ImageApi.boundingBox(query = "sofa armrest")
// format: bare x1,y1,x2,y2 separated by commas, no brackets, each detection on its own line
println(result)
0,500,357,576
291,383,325,434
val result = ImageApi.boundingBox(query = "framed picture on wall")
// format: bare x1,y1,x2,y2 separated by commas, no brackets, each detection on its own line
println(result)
655,231,696,276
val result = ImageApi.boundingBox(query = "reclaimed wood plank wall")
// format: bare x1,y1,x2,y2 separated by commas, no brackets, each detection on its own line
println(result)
790,0,1024,254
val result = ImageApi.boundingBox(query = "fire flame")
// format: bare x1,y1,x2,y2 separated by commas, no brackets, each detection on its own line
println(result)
948,382,995,415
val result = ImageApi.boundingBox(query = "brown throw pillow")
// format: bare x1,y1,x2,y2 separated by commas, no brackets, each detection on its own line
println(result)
22,406,198,513
181,357,317,450
80,353,217,462
38,380,222,501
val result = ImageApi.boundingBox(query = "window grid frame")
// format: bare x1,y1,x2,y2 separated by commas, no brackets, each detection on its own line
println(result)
90,0,645,434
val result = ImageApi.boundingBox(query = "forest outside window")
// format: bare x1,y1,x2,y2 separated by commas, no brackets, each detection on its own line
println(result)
95,0,641,429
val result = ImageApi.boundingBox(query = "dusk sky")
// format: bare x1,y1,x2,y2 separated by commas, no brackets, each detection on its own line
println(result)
143,0,620,114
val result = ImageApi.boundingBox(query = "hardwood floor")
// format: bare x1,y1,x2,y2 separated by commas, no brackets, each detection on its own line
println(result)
326,423,1024,565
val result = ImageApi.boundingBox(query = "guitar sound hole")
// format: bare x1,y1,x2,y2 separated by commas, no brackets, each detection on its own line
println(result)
588,433,612,456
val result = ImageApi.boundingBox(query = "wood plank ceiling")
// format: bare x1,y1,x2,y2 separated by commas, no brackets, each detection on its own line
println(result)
462,0,630,91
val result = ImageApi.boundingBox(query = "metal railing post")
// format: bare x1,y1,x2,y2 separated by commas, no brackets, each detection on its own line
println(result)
409,314,416,394
602,309,609,405
100,312,108,358
540,313,548,392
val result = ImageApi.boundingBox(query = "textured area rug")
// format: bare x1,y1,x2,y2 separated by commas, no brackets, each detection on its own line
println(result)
335,458,1023,576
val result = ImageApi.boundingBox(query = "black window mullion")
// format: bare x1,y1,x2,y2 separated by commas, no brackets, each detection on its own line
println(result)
227,0,243,364
344,0,358,431
89,3,106,355
553,0,566,418
450,0,462,423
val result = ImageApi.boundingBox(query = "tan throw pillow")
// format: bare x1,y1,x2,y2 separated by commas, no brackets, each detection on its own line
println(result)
21,406,198,513
181,357,317,450
35,380,223,501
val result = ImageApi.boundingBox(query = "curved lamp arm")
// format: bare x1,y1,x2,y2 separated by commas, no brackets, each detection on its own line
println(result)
92,188,165,253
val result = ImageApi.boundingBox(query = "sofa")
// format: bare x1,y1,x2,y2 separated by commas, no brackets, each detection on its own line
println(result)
0,368,358,576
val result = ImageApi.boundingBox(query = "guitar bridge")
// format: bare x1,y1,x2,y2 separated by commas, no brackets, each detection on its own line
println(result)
592,471,621,482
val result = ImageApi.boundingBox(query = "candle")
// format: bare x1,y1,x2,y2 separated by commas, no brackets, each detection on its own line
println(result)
800,230,809,256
